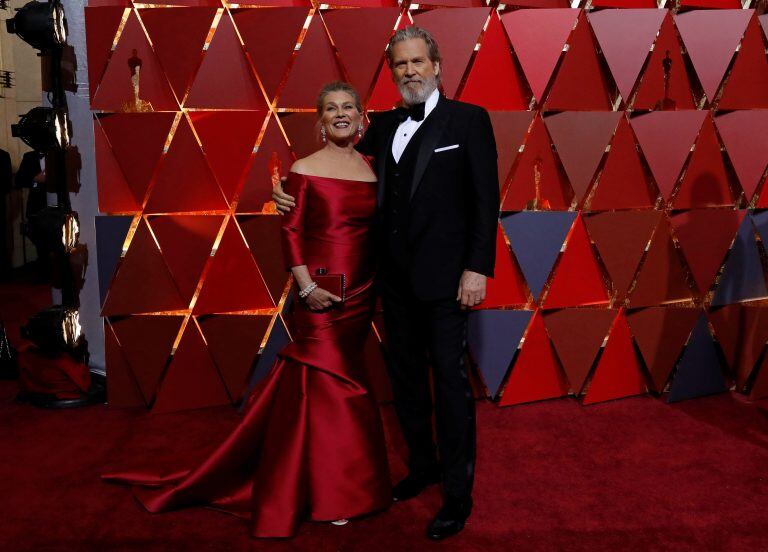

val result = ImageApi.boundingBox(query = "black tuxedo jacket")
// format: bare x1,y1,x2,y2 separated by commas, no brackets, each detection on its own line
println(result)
356,95,500,300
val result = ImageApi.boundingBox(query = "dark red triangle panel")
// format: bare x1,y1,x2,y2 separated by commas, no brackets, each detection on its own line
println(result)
189,110,265,203
152,321,231,413
476,224,529,309
198,314,272,402
139,7,216,103
588,118,658,210
279,13,345,107
324,8,400,101
109,314,183,404
545,112,621,203
627,307,700,393
234,7,309,101
99,112,176,209
148,215,223,302
503,116,573,210
85,6,124,102
670,210,744,295
101,220,186,316
502,9,579,103
238,214,292,305
585,210,661,303
193,219,273,313
632,14,697,110
628,217,693,308
583,309,647,405
92,11,177,111
543,215,609,308
412,8,490,99
544,308,616,394
459,12,529,110
499,311,569,406
545,12,615,111
718,16,768,109
145,116,228,213
237,116,294,213
185,13,266,109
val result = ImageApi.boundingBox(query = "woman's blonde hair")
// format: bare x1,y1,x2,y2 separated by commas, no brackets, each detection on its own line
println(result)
315,81,363,116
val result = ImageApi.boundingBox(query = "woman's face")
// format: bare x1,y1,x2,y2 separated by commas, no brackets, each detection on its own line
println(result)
320,90,361,143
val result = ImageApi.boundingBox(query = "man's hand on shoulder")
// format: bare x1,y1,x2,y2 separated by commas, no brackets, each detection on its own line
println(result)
272,176,295,214
457,270,487,309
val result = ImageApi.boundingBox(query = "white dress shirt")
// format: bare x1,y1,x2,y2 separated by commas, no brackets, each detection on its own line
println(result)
391,88,440,163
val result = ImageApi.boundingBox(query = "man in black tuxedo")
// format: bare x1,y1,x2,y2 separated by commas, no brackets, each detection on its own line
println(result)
274,26,499,540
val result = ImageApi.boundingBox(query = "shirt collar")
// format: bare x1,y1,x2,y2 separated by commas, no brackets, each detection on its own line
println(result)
422,87,440,120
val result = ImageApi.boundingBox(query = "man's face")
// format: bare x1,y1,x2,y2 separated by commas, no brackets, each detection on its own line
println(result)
389,38,440,106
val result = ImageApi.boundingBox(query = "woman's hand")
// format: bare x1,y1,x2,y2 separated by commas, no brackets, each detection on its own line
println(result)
305,287,342,311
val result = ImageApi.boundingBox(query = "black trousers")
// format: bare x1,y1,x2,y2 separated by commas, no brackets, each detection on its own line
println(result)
380,274,476,499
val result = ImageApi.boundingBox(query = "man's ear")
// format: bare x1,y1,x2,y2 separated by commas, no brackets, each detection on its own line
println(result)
434,61,440,77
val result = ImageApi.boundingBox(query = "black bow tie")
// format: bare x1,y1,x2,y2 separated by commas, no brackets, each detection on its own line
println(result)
397,102,426,122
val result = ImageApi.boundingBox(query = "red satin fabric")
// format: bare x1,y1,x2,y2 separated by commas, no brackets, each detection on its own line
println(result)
103,172,391,538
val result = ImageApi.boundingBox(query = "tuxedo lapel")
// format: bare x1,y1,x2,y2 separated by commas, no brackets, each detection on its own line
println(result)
377,116,400,208
410,97,450,201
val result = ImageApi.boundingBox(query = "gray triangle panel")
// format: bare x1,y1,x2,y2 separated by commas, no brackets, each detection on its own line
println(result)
468,309,532,397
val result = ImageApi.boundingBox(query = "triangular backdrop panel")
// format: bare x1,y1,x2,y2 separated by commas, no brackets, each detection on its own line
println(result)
501,211,577,301
587,118,658,210
715,111,768,202
630,111,707,202
459,12,530,110
545,111,621,203
467,309,532,397
544,308,616,395
499,311,569,406
139,7,216,103
670,210,744,295
584,210,661,303
627,307,700,393
278,12,346,107
667,314,728,403
412,8,490,99
148,214,224,303
91,11,177,111
152,321,232,413
502,9,580,103
233,7,310,102
198,314,272,403
711,214,768,306
587,9,666,102
324,8,401,101
718,16,768,109
674,9,751,102
185,12,266,109
582,309,647,405
708,305,768,390
95,216,134,305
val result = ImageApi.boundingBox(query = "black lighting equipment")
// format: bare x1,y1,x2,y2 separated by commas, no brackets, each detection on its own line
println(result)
21,305,83,355
23,205,78,252
5,0,66,52
11,106,69,152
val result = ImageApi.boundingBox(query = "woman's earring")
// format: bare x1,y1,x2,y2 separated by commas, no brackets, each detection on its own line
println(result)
320,126,327,143
357,123,363,138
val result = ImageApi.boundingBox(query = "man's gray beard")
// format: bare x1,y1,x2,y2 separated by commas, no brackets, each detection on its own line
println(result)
397,75,438,106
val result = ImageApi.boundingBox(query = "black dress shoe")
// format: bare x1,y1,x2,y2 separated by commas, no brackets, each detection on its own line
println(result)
426,496,473,540
392,467,441,502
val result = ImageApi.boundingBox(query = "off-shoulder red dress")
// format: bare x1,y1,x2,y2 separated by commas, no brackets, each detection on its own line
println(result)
103,172,391,538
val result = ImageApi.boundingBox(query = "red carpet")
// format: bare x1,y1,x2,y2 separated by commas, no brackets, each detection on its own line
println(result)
2,383,768,551
2,275,768,549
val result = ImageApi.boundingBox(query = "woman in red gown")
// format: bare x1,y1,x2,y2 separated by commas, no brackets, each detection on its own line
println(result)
103,82,391,537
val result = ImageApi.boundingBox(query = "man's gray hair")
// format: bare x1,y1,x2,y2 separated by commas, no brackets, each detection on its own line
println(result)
386,26,442,69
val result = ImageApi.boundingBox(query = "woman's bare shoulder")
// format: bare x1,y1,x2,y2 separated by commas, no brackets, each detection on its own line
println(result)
290,152,324,175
